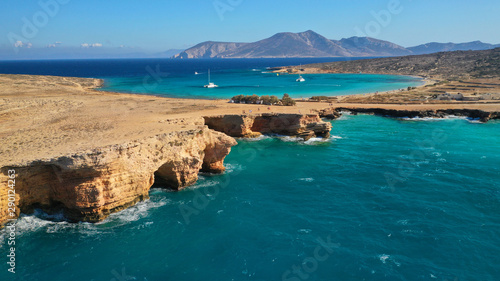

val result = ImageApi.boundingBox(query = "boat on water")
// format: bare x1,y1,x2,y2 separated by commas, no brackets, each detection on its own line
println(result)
195,71,199,75
296,64,305,82
204,69,218,88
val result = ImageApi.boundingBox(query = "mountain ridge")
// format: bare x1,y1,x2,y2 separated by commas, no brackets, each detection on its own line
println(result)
173,30,499,59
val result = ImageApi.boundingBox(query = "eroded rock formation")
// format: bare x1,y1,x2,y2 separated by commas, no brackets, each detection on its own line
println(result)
0,113,334,226
318,107,500,122
0,127,236,224
204,113,332,140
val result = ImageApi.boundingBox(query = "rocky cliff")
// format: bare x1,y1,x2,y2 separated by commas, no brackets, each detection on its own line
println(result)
0,127,236,225
0,113,333,226
318,107,500,122
204,113,332,140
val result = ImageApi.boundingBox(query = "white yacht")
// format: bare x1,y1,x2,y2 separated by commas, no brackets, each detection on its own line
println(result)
204,69,218,88
296,64,305,82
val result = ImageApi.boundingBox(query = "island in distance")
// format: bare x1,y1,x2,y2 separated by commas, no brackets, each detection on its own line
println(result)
173,30,500,59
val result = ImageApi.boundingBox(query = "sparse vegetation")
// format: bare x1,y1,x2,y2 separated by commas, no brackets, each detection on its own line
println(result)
302,48,500,80
281,93,296,106
230,94,295,106
310,96,329,102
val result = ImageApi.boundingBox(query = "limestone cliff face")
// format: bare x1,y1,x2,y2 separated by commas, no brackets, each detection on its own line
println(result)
322,107,500,122
0,127,236,224
204,113,332,140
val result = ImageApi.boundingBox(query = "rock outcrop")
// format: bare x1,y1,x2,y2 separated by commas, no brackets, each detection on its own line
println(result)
318,107,500,122
0,127,236,225
204,113,332,140
316,108,342,120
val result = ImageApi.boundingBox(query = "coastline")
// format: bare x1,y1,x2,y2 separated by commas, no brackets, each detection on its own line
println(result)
1,73,498,226
0,74,333,225
2,73,498,164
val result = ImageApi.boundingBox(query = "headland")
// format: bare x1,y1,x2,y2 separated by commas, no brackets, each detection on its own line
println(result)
1,49,499,226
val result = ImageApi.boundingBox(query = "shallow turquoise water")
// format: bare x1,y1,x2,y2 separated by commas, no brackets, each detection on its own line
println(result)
0,57,422,99
2,115,499,281
102,71,422,99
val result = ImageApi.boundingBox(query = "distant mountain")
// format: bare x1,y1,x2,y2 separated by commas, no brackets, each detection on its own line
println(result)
155,49,185,58
408,41,500,55
173,30,412,59
173,31,500,59
336,37,412,57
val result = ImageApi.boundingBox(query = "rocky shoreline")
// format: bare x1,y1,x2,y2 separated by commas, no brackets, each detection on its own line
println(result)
0,114,331,226
318,107,500,122
204,113,332,140
1,74,498,227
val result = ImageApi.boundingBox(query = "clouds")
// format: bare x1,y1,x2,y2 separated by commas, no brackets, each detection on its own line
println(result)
47,41,62,48
14,41,32,48
81,43,103,48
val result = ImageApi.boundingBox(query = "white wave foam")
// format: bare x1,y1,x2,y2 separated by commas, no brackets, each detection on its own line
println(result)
378,254,401,266
335,115,351,121
242,135,272,142
184,178,220,191
297,178,314,182
280,136,303,142
279,136,332,145
304,137,328,144
400,117,441,121
224,163,245,173
6,197,170,236
379,254,390,263
102,198,170,224
397,219,408,225
14,215,53,234
401,115,469,121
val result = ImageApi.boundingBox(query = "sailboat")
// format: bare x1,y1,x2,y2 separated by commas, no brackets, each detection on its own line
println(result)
204,69,218,88
296,64,305,82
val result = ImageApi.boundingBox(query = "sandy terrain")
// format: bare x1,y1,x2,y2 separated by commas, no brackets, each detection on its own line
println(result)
1,74,499,166
277,66,500,105
0,74,329,166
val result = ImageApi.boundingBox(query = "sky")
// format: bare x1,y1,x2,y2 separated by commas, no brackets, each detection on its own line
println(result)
1,0,499,56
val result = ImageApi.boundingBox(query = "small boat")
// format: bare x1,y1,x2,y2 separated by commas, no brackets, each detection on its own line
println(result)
296,75,305,82
204,69,218,88
195,71,199,75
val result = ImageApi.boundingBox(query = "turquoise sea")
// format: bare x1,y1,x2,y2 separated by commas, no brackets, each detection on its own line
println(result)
0,58,422,99
1,115,499,281
101,71,422,99
0,59,499,281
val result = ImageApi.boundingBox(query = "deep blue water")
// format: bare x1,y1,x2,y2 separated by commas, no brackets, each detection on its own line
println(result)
0,59,498,280
1,115,499,281
0,58,422,98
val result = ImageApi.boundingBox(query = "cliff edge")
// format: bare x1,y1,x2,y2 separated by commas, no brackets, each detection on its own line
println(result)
0,127,236,224
204,113,332,140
